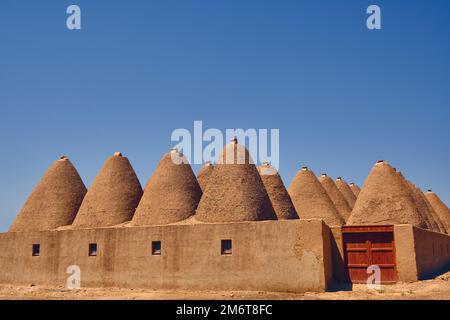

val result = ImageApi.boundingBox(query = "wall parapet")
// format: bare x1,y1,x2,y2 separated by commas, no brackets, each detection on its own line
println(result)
0,219,333,293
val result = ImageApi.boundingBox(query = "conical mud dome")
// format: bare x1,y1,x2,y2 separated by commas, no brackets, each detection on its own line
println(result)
319,174,352,221
405,180,441,233
131,149,202,226
197,162,214,192
72,152,143,228
349,183,361,197
288,167,345,226
347,161,427,228
425,190,450,234
415,189,446,233
258,162,298,220
398,172,445,233
420,191,446,234
195,138,277,223
9,156,87,232
335,177,357,208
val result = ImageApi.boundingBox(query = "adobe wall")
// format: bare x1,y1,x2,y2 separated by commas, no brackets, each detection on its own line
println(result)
393,225,418,282
393,225,450,282
413,227,450,278
395,225,450,281
0,219,333,293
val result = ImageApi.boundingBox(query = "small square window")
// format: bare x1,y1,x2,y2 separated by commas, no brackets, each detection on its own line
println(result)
221,239,232,255
89,243,97,256
152,241,161,255
32,244,40,257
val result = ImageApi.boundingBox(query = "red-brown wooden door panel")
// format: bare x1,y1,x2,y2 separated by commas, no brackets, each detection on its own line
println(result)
342,226,398,284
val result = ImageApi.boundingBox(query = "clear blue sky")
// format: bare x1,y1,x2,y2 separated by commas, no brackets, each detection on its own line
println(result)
0,1,449,232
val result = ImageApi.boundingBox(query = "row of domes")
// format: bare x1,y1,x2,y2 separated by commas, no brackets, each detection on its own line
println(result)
8,140,449,234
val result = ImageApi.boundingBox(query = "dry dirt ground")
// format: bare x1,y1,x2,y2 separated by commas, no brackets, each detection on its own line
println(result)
0,272,449,300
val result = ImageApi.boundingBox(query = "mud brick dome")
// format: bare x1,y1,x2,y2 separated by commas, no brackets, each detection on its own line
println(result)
396,171,445,233
349,183,361,197
335,177,357,209
347,160,427,228
197,161,214,192
420,190,447,234
288,167,345,226
131,149,202,226
9,156,87,232
195,138,277,223
397,171,437,232
72,152,143,228
425,190,450,234
405,180,445,233
319,174,352,222
257,162,298,220
216,137,253,165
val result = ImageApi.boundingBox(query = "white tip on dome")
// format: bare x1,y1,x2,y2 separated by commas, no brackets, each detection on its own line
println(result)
114,152,123,157
376,160,388,165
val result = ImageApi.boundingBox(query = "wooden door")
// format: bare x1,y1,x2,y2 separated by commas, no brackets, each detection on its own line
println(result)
342,226,398,284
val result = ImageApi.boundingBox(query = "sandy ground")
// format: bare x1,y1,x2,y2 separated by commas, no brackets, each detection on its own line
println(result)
0,271,449,300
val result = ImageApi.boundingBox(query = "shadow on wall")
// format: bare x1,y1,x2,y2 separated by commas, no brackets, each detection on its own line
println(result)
328,227,352,291
327,281,353,292
419,262,450,280
413,227,450,280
